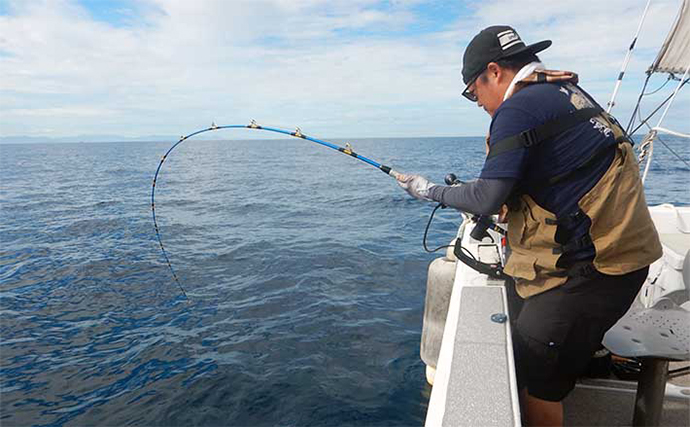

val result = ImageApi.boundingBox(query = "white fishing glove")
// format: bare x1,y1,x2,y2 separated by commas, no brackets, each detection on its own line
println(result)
396,174,436,202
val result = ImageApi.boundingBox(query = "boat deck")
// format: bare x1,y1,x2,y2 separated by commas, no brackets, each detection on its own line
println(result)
425,281,690,426
424,207,690,426
565,366,690,426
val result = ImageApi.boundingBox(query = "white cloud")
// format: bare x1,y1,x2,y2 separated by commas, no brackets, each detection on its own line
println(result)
6,106,118,117
447,0,687,125
0,0,686,139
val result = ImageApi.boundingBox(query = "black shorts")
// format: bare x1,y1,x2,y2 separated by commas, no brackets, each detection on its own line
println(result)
510,266,648,401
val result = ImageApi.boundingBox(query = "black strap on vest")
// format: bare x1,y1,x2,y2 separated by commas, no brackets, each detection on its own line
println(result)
548,262,597,278
552,234,593,255
541,138,632,230
496,106,630,259
487,107,602,159
545,208,586,227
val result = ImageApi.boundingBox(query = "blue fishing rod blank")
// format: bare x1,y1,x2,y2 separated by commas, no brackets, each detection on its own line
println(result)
151,120,401,299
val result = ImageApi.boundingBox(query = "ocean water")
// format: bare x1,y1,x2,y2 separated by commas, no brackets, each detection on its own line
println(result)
1,135,687,427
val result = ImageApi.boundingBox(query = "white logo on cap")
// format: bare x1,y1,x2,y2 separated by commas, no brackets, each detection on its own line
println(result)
497,29,522,51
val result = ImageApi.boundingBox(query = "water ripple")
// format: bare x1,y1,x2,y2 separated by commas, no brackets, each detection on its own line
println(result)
0,137,686,426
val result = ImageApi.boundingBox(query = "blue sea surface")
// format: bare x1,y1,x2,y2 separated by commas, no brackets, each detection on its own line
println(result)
1,135,688,426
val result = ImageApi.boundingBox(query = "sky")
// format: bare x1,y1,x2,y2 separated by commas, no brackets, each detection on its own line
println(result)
0,0,687,140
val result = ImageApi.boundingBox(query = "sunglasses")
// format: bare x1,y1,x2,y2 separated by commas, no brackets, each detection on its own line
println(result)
462,84,478,102
462,70,486,102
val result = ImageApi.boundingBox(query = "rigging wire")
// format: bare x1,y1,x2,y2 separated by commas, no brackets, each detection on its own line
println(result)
656,135,690,170
637,107,690,170
629,90,676,136
626,72,652,134
635,71,690,182
627,77,688,136
642,74,673,96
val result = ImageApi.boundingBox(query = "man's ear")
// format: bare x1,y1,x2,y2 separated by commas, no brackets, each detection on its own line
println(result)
486,62,503,81
486,62,501,80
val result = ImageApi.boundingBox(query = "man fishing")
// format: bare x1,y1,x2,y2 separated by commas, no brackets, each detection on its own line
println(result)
397,26,662,426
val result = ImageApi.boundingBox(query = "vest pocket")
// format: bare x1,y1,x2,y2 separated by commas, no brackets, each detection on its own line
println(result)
506,253,538,281
506,195,567,297
580,143,663,275
520,204,539,247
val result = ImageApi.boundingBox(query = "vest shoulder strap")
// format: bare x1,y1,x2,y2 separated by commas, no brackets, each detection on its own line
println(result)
487,107,601,159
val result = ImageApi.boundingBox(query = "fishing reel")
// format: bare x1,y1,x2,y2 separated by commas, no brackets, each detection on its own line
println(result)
443,173,506,240
441,173,510,281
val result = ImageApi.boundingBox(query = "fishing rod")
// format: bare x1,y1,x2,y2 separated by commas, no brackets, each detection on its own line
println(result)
151,120,402,299
152,120,509,299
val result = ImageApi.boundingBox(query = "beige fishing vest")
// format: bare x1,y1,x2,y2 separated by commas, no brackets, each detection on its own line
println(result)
498,71,663,298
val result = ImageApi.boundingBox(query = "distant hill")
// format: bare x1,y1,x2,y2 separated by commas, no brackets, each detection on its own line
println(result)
2,133,655,145
0,134,181,144
0,131,305,144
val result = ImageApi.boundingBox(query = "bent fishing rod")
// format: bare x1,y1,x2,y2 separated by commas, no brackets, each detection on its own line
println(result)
151,120,402,299
152,120,508,300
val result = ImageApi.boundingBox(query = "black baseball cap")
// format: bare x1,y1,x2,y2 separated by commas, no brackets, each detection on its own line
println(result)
462,25,552,87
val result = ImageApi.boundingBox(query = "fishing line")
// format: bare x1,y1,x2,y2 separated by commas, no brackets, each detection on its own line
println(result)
153,121,511,298
423,203,455,253
151,120,401,299
422,203,484,256
422,202,510,283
